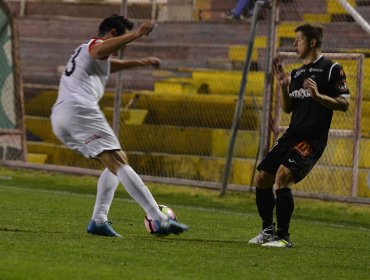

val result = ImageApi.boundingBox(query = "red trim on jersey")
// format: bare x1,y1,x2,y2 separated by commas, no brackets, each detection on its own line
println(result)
88,38,109,60
88,38,103,52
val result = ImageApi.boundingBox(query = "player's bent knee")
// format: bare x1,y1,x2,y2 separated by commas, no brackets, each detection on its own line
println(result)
256,171,275,189
113,150,128,164
97,150,129,174
275,166,294,189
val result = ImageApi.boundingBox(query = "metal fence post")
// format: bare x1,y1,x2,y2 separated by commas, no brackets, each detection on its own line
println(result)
258,0,278,164
220,1,266,196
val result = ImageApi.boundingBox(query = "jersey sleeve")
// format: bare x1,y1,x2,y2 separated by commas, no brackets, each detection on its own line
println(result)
328,63,350,98
88,38,103,52
87,38,109,60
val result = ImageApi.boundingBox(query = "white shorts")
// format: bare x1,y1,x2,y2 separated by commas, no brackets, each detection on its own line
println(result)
51,101,121,158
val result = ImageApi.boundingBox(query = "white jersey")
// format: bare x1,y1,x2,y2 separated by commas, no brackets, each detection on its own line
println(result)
51,38,120,157
55,38,110,107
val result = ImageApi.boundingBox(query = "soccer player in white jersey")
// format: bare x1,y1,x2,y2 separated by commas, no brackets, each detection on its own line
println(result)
51,15,188,237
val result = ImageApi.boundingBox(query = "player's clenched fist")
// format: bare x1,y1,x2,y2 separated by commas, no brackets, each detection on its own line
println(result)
137,21,155,36
303,78,319,98
144,57,161,68
273,58,290,88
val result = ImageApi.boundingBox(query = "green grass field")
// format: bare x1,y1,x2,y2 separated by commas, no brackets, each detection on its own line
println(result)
0,166,369,279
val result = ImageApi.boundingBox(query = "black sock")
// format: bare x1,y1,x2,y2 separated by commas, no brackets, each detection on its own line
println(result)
275,188,294,238
256,188,275,230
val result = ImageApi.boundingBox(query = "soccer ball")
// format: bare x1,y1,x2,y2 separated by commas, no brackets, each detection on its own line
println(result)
144,205,177,235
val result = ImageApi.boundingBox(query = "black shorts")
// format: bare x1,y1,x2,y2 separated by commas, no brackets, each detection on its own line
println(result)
257,136,325,183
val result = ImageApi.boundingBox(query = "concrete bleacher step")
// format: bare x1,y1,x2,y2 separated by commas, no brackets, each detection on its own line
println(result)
24,89,261,129
23,89,144,117
357,5,370,22
17,17,249,87
193,0,233,21
280,0,359,24
17,16,253,45
24,90,57,117
123,93,262,129
228,20,370,56
205,57,261,71
26,141,101,170
103,108,148,125
303,13,332,23
280,0,327,21
277,22,300,46
228,36,267,62
326,23,370,49
158,69,265,96
25,140,370,197
320,137,370,168
20,37,231,84
301,0,357,23
154,78,206,95
193,0,349,23
24,85,370,134
7,1,150,19
89,90,261,129
295,164,370,198
327,0,356,14
25,116,59,143
280,101,370,135
21,42,159,88
191,69,265,95
154,75,263,96
16,10,370,88
277,21,370,49
25,141,257,186
26,153,48,164
24,108,150,141
25,115,260,158
119,124,260,157
25,112,370,169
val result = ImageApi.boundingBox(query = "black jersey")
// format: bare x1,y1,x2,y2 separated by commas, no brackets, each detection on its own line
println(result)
284,55,350,146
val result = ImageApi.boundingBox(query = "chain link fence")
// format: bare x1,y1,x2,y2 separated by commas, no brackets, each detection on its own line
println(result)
0,0,25,161
2,0,370,200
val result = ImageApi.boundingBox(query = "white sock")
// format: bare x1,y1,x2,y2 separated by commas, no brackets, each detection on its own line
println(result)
91,168,119,223
116,165,166,221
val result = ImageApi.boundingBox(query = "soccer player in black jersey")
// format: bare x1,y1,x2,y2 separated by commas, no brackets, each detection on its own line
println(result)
248,24,350,247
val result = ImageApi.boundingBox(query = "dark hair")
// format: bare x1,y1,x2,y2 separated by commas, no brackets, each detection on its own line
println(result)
295,24,323,49
98,15,134,37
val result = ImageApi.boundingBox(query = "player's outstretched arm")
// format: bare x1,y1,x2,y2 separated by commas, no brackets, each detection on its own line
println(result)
91,22,155,59
110,57,160,73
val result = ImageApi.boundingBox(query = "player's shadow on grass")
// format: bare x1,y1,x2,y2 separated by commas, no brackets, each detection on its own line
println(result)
0,227,65,234
142,236,248,246
0,227,36,233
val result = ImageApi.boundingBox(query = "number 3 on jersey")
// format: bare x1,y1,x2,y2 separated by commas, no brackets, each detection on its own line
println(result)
65,47,81,76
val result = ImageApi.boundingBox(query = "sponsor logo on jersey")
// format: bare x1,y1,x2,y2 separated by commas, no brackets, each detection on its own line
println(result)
336,79,348,93
289,88,311,99
294,69,305,78
84,134,102,144
293,141,312,157
308,67,323,73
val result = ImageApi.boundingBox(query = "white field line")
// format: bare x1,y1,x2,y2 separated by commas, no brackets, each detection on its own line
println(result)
1,184,369,232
